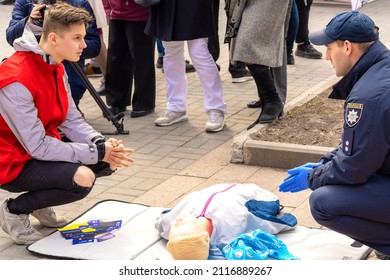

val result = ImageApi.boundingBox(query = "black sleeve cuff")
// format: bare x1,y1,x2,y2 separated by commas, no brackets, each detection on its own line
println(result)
96,142,106,161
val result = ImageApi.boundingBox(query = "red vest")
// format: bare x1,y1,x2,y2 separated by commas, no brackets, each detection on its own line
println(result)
0,52,68,184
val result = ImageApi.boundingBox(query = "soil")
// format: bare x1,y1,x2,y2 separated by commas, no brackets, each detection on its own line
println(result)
252,87,345,147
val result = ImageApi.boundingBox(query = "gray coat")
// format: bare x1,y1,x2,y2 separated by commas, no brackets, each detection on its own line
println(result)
230,0,290,67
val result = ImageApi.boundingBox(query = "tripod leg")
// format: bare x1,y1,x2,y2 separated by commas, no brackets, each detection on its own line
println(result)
70,62,129,135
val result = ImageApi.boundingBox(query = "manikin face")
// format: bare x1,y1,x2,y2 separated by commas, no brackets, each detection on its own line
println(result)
324,40,353,77
48,23,87,63
169,215,209,240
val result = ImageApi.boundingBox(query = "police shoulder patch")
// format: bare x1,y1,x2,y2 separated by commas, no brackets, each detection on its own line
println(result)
345,103,363,127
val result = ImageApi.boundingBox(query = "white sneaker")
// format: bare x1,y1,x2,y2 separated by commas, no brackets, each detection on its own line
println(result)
155,110,188,126
31,207,68,228
205,109,225,132
0,200,44,245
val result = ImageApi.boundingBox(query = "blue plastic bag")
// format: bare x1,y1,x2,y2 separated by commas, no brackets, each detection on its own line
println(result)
222,229,299,260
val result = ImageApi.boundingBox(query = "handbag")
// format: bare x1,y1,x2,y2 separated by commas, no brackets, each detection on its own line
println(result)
134,0,160,7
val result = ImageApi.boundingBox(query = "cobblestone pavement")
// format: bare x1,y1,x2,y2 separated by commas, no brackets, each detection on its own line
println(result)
0,0,389,259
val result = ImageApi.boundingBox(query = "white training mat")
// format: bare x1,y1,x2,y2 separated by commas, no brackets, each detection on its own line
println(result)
27,200,371,260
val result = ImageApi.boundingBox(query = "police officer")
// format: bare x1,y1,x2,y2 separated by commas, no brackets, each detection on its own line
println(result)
278,11,390,260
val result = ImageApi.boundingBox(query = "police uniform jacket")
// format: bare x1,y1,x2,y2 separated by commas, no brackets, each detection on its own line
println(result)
309,41,390,189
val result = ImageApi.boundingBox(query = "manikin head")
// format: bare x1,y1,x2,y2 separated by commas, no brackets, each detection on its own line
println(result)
166,215,211,260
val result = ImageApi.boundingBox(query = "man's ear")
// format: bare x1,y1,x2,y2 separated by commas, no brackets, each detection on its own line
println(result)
344,40,353,55
47,32,57,45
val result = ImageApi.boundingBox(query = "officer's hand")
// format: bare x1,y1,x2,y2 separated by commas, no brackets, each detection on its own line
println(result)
279,165,316,193
284,162,321,178
292,162,321,172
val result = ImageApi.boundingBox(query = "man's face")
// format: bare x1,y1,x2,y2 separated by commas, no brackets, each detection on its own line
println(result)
52,23,87,62
325,40,353,77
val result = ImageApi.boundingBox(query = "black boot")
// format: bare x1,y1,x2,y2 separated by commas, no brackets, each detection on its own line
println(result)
247,64,284,130
257,99,283,123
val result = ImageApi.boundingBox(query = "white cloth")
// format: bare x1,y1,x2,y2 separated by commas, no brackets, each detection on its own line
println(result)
162,38,227,114
87,0,108,29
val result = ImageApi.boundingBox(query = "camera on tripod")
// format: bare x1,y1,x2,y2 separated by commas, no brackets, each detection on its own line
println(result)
33,0,57,27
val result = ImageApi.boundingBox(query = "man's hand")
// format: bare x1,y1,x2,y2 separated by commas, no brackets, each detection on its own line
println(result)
103,138,135,170
28,4,46,25
279,162,321,193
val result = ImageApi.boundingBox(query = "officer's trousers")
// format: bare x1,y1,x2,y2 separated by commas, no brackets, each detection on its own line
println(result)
309,174,390,254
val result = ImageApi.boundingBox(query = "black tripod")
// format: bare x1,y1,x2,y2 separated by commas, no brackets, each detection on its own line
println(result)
70,61,129,135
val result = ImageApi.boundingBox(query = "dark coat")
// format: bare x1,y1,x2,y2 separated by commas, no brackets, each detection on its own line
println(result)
144,0,218,41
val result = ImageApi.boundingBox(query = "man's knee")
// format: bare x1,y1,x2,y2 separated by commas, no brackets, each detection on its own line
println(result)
309,188,334,225
74,166,96,187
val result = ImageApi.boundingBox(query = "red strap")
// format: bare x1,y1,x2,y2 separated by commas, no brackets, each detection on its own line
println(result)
198,184,237,217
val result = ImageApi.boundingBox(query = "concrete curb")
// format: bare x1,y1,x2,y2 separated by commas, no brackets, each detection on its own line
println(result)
242,140,333,169
231,74,339,167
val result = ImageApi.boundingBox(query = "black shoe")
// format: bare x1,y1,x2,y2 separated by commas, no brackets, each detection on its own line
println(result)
156,57,163,69
185,60,196,73
161,59,196,73
295,42,322,59
287,51,295,65
247,100,262,108
130,109,154,118
103,106,126,117
375,250,390,260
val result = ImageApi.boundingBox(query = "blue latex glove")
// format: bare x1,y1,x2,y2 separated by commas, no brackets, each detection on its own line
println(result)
301,162,321,168
279,162,321,193
283,162,321,179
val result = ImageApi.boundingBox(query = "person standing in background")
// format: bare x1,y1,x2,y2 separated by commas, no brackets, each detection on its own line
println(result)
226,0,291,130
86,0,109,96
286,0,299,65
294,0,322,59
102,0,156,118
145,0,227,133
155,37,196,73
209,0,253,83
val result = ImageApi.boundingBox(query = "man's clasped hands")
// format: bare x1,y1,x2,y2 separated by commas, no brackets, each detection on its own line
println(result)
103,138,134,170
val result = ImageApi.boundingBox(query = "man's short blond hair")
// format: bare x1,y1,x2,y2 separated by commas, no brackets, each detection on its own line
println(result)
167,232,210,260
41,2,93,40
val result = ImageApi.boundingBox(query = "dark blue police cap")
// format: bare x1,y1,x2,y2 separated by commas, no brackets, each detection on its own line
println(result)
309,11,379,45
